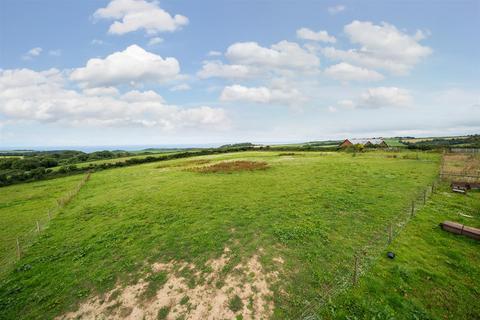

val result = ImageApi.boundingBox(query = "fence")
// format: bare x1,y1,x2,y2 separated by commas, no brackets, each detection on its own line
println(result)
440,151,480,182
449,148,480,154
298,177,440,319
0,171,91,274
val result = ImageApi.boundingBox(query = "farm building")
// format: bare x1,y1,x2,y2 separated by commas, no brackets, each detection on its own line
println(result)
340,138,388,148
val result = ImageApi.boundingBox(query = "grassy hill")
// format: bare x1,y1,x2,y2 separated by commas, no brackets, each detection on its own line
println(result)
0,150,478,319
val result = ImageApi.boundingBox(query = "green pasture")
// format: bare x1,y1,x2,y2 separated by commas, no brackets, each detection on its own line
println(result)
2,150,474,320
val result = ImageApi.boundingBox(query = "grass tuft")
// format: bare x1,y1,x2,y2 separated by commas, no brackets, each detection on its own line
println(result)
228,294,244,313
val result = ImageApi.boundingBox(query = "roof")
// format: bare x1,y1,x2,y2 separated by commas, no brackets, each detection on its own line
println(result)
347,138,386,145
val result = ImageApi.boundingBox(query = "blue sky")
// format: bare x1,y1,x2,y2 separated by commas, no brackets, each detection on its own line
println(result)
0,0,479,148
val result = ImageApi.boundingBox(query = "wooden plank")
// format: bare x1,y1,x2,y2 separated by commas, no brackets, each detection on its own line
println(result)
440,221,480,241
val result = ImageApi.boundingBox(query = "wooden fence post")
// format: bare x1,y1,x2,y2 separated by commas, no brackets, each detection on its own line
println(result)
441,149,446,178
36,221,40,233
388,224,393,244
411,201,415,217
353,254,359,286
16,238,21,259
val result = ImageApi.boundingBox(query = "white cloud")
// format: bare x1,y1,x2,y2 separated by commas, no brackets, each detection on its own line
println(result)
226,41,320,71
0,68,227,130
91,39,105,45
325,62,384,82
197,60,254,79
328,5,346,15
83,87,120,96
220,85,271,103
413,29,431,41
170,83,191,91
70,44,180,87
147,37,163,46
94,0,188,35
323,20,432,74
359,87,412,108
121,89,165,102
220,83,303,106
335,87,412,109
48,50,62,57
296,28,336,43
337,99,355,109
22,47,42,60
207,50,222,57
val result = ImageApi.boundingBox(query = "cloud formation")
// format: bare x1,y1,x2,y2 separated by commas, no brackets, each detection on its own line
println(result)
328,5,346,15
147,37,163,46
197,61,254,79
22,47,42,60
226,41,320,72
70,45,180,87
359,87,412,108
325,62,384,82
94,0,188,35
220,83,303,106
0,68,227,130
336,87,412,109
323,20,432,74
297,28,336,43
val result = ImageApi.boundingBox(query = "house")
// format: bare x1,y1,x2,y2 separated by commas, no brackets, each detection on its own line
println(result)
340,138,388,148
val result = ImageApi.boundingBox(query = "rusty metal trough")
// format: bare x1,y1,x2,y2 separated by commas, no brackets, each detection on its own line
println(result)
440,221,480,241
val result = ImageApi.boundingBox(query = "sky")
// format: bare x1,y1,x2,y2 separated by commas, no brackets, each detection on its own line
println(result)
0,0,479,148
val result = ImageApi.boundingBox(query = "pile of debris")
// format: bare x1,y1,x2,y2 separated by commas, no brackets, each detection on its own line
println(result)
451,181,480,194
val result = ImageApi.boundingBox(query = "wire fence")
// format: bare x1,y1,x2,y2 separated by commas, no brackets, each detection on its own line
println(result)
0,171,91,273
297,177,440,319
440,151,480,183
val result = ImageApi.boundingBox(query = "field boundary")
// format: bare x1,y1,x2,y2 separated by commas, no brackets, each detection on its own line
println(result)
298,177,440,319
0,171,92,274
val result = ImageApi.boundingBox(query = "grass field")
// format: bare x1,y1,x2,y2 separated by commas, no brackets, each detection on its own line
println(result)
1,150,476,319
325,184,480,319
0,174,86,270
383,138,406,147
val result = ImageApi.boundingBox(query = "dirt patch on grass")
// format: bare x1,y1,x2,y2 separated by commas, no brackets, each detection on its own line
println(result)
185,159,212,166
278,153,299,156
192,161,269,174
57,248,280,319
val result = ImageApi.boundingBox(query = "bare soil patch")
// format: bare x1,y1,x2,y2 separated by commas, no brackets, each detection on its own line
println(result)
192,161,269,174
57,248,280,320
278,153,298,156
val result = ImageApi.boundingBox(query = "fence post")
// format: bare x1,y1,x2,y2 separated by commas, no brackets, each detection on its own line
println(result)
441,149,446,178
388,224,393,244
411,201,415,217
36,221,40,233
16,238,21,259
353,254,359,286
